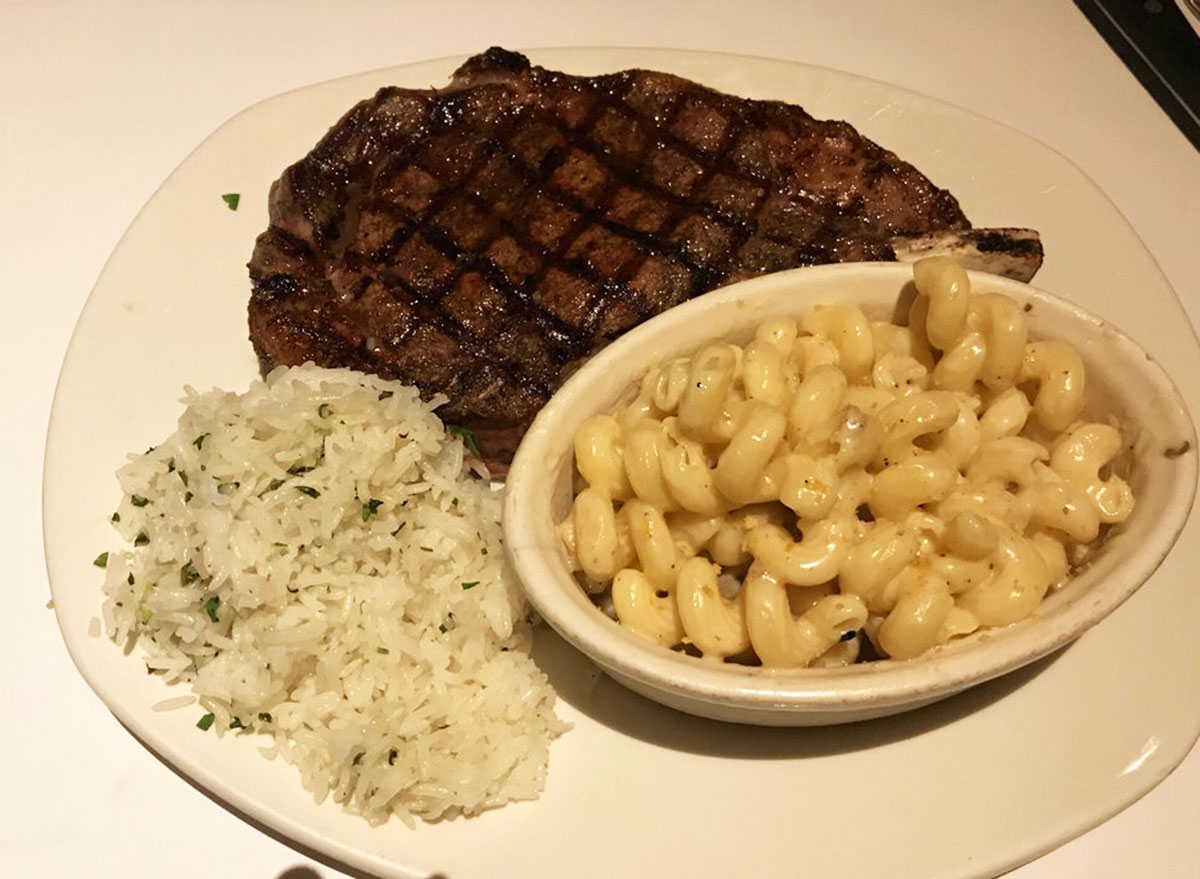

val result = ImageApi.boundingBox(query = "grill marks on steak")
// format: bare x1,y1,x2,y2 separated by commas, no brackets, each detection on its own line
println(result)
249,48,975,469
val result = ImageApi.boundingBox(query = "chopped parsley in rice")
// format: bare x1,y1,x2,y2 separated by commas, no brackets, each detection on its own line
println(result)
100,364,566,825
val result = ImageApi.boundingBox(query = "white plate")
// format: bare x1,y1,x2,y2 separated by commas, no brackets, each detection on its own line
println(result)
44,48,1200,879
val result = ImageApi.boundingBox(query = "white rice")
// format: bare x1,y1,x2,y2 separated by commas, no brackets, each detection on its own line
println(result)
151,695,196,712
101,364,566,825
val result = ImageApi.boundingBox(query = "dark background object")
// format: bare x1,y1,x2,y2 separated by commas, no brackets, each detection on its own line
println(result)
1075,0,1200,150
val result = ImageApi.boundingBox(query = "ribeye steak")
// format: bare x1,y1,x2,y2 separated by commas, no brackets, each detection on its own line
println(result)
248,48,1043,470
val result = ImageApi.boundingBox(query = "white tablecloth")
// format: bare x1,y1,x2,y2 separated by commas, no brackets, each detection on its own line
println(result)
5,1,1198,876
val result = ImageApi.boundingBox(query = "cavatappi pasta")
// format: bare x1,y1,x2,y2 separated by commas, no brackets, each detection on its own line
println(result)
557,257,1135,667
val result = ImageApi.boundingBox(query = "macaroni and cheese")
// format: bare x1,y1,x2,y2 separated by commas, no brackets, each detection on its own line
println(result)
558,257,1134,667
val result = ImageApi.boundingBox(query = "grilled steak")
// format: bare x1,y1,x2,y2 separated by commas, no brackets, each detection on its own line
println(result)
248,47,1042,470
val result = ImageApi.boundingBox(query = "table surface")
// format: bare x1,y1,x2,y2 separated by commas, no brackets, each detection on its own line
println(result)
5,1,1199,876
